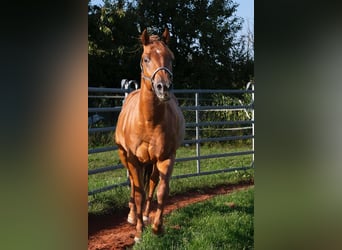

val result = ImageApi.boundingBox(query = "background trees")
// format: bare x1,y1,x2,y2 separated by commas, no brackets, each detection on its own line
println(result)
88,0,254,89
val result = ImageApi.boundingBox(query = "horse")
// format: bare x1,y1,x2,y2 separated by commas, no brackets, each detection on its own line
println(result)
115,28,185,243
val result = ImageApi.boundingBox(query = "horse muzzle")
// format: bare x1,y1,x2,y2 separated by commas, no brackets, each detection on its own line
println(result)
154,82,172,102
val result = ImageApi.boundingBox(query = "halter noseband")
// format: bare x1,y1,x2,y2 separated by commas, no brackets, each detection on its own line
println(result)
141,63,173,91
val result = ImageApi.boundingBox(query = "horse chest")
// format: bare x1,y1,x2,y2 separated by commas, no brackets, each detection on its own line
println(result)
117,93,183,165
134,130,172,164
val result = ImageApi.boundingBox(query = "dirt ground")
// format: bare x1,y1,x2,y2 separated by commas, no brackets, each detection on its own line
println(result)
88,180,254,250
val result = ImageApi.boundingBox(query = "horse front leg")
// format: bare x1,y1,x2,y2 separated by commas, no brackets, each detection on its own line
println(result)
152,157,174,234
127,161,146,243
117,147,137,225
143,164,159,223
127,175,137,225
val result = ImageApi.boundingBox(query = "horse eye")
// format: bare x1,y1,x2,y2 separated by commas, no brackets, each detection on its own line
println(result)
143,57,150,63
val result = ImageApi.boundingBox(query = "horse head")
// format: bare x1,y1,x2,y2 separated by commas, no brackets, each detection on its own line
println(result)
140,28,174,102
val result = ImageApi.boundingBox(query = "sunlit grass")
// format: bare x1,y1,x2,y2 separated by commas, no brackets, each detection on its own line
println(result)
88,142,254,214
134,187,254,250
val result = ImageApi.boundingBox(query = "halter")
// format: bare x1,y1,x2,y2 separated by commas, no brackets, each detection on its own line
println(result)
140,62,173,91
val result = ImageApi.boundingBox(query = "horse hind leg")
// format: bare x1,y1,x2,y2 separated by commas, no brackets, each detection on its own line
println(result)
143,164,159,223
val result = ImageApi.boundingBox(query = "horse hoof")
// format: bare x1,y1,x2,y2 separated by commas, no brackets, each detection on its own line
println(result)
152,224,164,235
127,216,136,225
134,236,142,243
143,216,149,223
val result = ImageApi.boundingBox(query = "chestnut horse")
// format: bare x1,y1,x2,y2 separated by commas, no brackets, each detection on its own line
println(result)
115,28,185,243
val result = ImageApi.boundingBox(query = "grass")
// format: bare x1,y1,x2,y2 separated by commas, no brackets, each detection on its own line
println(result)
134,187,254,250
88,142,254,214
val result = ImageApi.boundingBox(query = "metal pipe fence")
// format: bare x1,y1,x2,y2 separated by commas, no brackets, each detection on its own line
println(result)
88,83,254,198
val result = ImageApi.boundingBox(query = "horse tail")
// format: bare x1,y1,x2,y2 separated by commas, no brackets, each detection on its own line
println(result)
143,164,153,198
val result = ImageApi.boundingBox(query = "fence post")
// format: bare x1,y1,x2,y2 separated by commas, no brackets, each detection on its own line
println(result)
252,82,255,166
246,81,255,167
195,92,201,173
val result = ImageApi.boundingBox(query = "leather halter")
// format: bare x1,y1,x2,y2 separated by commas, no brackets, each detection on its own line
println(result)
140,62,173,91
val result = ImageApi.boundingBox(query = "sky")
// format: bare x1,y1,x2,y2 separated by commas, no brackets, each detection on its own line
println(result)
90,0,254,36
235,0,254,36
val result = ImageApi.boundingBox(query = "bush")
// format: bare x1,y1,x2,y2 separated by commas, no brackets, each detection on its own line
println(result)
180,92,253,144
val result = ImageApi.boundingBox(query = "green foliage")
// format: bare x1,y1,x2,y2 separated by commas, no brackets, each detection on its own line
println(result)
88,125,115,148
88,1,141,86
178,91,253,143
88,0,254,89
207,92,251,121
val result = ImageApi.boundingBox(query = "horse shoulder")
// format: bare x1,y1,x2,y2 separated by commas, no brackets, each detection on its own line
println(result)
167,99,185,137
153,101,185,151
115,91,141,149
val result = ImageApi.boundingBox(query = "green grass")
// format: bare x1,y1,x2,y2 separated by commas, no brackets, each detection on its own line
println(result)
134,187,254,250
88,143,254,214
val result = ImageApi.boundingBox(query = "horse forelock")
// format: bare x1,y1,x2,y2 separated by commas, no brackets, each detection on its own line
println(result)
142,40,174,61
149,35,160,42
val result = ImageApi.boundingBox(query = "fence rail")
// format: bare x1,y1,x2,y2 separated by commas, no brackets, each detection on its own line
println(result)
88,83,255,199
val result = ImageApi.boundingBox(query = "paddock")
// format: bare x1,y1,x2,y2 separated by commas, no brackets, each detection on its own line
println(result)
88,82,254,204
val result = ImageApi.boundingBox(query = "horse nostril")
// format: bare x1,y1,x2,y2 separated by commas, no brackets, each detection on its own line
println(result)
156,83,163,91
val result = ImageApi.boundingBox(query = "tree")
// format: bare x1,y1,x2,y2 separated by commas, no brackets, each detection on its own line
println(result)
136,0,244,89
88,0,254,89
88,0,140,86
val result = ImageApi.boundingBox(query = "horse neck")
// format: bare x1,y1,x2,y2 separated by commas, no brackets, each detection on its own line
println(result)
139,79,165,123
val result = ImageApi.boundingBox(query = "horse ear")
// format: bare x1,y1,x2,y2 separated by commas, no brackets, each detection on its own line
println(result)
161,28,170,44
141,29,149,45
